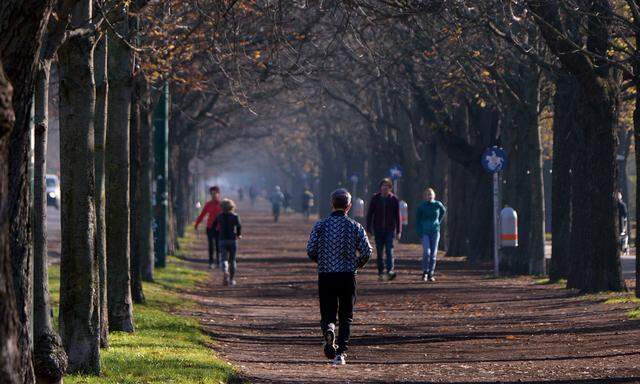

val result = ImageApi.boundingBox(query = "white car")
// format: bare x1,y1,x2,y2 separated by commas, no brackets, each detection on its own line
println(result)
46,174,60,209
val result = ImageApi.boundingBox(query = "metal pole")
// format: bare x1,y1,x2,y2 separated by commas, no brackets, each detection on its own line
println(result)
352,180,357,199
493,172,500,277
154,82,169,268
393,179,398,196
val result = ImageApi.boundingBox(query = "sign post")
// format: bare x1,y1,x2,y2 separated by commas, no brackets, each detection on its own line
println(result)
481,146,507,277
188,157,205,209
389,165,403,195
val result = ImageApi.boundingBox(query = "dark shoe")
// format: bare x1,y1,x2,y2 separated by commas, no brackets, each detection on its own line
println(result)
378,274,384,282
387,271,397,281
428,275,436,282
323,323,337,359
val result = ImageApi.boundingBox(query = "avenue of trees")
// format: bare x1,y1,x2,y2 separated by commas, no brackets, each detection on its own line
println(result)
1,0,640,382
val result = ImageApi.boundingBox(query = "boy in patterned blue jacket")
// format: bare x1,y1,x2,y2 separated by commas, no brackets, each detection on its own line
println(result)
306,188,372,365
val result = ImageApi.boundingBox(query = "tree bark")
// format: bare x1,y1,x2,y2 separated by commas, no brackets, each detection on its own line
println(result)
57,1,101,373
94,34,109,348
33,58,67,384
549,73,577,282
1,0,55,381
0,58,23,384
106,23,135,332
636,86,640,298
129,75,145,304
138,76,154,282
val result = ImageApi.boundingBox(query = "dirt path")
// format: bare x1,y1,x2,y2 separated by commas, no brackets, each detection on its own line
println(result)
180,203,640,383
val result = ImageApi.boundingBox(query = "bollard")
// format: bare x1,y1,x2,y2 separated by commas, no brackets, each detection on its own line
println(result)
399,200,409,226
353,198,365,218
500,206,518,247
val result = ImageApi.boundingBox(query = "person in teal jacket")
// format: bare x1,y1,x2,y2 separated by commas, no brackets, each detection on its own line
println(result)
415,187,446,282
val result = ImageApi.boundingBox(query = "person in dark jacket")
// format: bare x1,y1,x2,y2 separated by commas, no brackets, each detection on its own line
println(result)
366,178,401,281
307,188,372,366
213,199,242,286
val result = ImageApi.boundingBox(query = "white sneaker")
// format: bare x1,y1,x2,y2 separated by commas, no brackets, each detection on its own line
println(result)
323,323,336,359
230,279,236,286
333,354,346,366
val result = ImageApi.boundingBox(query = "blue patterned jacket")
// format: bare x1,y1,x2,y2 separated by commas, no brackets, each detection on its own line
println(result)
306,211,372,273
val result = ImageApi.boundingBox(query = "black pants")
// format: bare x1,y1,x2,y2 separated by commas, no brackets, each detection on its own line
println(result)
318,272,356,354
220,240,237,279
206,227,220,265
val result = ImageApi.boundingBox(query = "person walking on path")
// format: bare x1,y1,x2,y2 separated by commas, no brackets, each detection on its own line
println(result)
249,185,258,207
617,191,629,255
195,186,223,269
307,188,372,366
238,187,244,202
213,199,242,286
270,185,285,222
415,187,446,282
301,187,314,221
366,178,401,281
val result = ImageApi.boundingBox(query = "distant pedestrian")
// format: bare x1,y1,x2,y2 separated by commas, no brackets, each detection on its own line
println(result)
301,187,314,221
283,189,292,213
366,178,401,281
617,191,629,255
270,186,285,222
213,199,242,286
195,186,223,269
238,187,244,202
415,187,446,282
249,185,258,207
307,189,372,366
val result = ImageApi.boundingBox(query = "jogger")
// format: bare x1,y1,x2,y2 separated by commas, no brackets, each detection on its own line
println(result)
307,188,372,365
415,187,446,282
214,198,242,286
195,186,223,269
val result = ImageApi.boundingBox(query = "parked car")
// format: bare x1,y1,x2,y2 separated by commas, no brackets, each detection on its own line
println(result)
46,174,60,209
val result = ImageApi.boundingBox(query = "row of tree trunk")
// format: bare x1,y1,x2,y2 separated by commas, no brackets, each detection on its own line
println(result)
0,1,159,381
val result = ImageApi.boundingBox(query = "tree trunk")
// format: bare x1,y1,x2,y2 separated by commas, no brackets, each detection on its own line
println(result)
0,58,23,384
504,68,545,276
549,73,577,282
33,59,67,384
636,86,640,298
530,0,625,292
138,77,154,282
2,0,58,381
566,78,623,292
94,34,109,349
57,8,101,373
106,24,135,332
129,77,144,304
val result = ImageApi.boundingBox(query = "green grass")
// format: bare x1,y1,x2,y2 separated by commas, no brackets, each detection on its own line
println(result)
49,257,239,384
534,278,567,286
601,294,640,320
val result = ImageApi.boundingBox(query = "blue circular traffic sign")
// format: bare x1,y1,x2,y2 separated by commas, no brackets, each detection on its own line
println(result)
389,165,403,180
481,146,507,173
